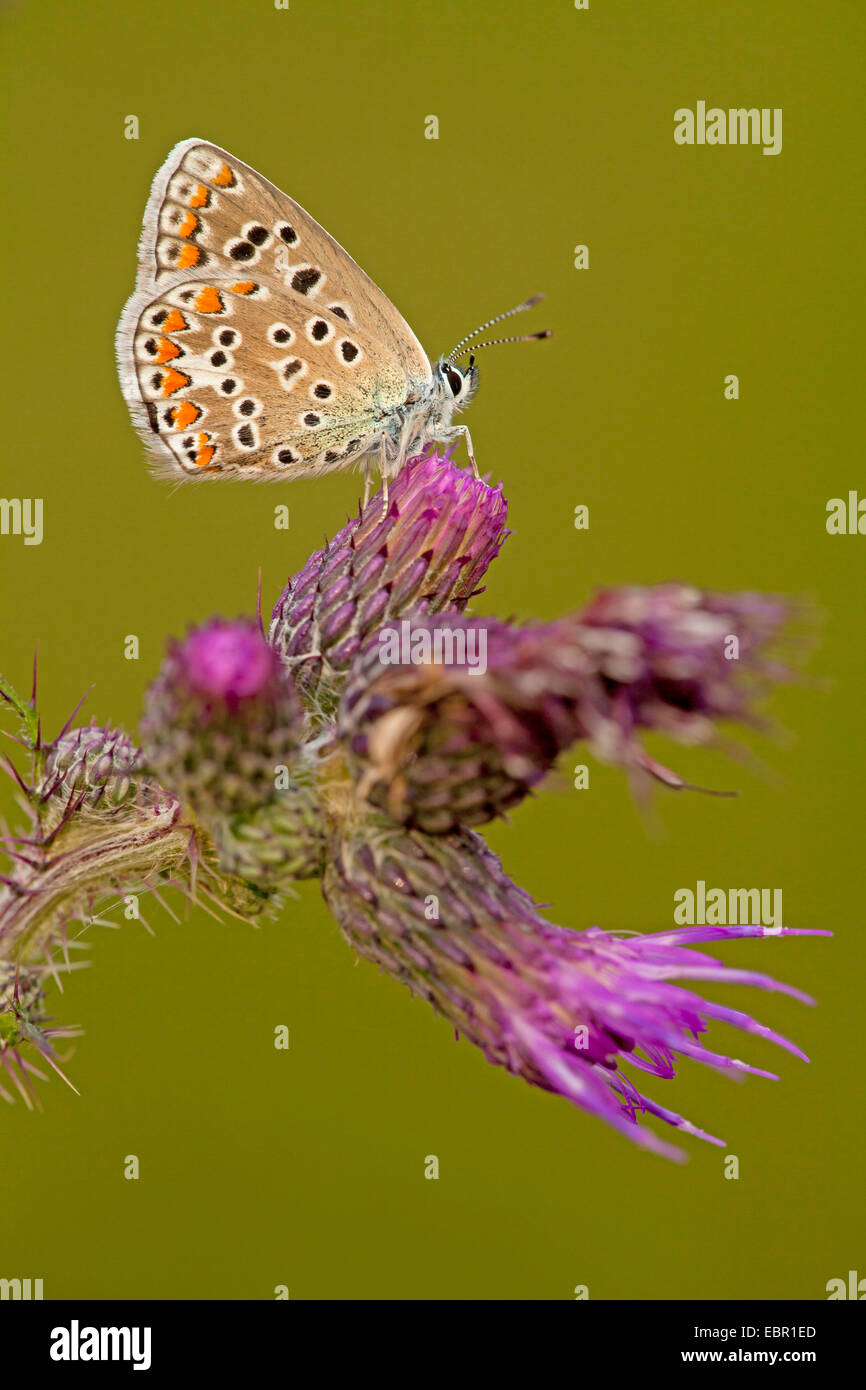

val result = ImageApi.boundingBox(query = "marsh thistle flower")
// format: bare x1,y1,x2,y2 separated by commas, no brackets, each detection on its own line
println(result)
0,454,827,1152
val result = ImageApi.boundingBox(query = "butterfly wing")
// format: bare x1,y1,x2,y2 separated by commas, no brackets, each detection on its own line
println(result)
117,138,432,479
121,277,417,479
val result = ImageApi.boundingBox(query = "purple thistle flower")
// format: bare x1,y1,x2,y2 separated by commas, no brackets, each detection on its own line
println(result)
325,820,829,1160
141,617,305,818
570,584,798,785
336,589,795,831
339,615,581,831
180,621,279,707
269,452,509,711
0,454,828,1144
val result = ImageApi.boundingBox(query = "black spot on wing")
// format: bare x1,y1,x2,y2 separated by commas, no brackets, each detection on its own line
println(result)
292,267,322,295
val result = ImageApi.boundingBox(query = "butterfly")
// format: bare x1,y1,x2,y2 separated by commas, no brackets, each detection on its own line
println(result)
116,139,549,504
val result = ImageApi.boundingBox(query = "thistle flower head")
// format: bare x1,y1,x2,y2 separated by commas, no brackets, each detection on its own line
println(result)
339,615,585,832
325,819,827,1160
179,620,279,707
336,584,797,831
141,617,304,819
269,453,509,713
571,585,795,782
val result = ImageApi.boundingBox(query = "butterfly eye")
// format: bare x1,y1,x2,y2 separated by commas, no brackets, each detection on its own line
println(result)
446,367,463,397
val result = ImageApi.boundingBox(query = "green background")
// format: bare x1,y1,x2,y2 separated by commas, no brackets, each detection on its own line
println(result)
1,0,863,1299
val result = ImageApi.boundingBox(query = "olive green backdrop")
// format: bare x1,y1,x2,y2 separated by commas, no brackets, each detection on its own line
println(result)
1,0,862,1300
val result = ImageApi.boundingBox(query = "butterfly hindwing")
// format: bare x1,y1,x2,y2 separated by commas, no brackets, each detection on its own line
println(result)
117,139,434,479
125,278,410,478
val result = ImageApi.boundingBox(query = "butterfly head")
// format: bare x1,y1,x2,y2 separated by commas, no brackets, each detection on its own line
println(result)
434,355,480,412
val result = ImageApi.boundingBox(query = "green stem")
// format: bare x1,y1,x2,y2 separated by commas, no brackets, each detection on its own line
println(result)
0,670,40,751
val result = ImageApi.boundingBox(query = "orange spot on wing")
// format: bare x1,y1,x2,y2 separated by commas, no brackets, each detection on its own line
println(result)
212,162,235,188
189,183,209,208
194,434,215,467
161,368,190,397
162,310,189,333
194,286,224,314
230,281,256,296
176,243,200,270
171,401,202,429
177,211,198,239
154,336,180,364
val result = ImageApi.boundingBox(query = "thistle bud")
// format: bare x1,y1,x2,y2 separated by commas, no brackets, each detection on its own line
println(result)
39,723,144,826
141,619,304,820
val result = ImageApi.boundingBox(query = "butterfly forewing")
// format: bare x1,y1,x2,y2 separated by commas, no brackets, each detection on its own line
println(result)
117,139,433,479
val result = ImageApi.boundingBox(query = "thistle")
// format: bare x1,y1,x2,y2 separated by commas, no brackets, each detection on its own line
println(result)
140,617,304,818
139,618,327,890
0,455,828,1154
0,962,82,1107
336,591,800,831
269,452,509,713
324,818,825,1161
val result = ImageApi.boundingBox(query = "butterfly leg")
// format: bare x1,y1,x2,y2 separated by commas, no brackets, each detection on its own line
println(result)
362,462,372,510
450,425,479,479
378,441,391,519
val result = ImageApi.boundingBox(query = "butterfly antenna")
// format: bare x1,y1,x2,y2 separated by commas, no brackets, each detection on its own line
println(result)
446,294,545,364
449,330,552,361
